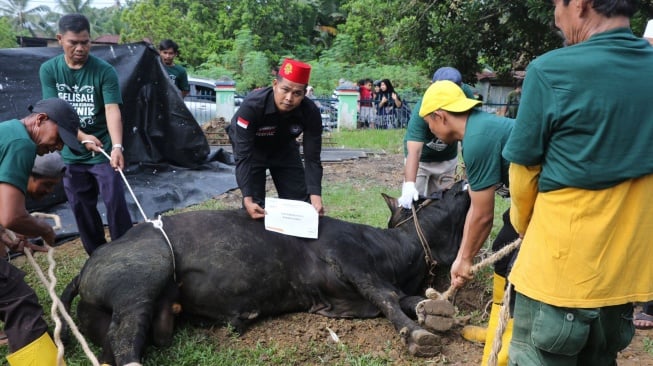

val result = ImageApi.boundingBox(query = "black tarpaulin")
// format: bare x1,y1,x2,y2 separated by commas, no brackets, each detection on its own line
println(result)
0,42,209,168
0,43,238,239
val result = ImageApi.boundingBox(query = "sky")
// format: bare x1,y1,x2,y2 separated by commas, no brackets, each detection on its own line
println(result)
28,0,119,10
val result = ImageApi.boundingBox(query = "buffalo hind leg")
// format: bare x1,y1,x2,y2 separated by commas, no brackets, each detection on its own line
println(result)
77,300,115,365
151,281,181,347
108,302,156,366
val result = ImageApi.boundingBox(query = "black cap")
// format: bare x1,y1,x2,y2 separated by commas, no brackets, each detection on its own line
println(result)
30,98,83,153
32,152,65,177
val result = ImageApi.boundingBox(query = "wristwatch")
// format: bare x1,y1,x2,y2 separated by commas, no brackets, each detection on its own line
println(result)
112,144,124,152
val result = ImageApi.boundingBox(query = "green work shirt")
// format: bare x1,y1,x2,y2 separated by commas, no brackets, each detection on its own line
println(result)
0,120,36,195
503,28,653,192
463,109,513,191
40,54,123,165
164,64,190,93
403,84,474,162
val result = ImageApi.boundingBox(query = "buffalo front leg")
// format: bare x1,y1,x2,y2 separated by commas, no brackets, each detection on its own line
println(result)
356,282,441,357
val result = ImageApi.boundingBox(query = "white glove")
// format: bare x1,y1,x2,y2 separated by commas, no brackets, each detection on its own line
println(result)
398,182,419,209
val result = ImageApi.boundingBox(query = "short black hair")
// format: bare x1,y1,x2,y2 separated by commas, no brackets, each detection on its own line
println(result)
58,13,90,34
159,39,179,53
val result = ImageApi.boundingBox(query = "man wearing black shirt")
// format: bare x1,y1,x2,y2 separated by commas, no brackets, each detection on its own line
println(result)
227,58,324,219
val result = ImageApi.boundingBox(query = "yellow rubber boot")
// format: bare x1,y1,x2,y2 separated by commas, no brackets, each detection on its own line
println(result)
481,303,513,365
480,273,511,366
6,332,65,366
461,273,506,344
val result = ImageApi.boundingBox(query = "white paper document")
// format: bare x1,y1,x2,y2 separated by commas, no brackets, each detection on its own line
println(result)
264,197,319,239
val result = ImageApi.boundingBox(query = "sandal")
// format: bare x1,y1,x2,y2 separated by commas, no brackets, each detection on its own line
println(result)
634,312,653,330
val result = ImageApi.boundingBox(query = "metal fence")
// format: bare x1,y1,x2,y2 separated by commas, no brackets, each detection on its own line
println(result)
194,91,510,131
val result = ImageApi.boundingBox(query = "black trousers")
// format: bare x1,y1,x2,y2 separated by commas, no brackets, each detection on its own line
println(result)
0,260,48,352
492,208,519,277
249,146,309,207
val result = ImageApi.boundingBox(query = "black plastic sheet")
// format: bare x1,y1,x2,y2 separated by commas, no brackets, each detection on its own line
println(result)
0,42,210,168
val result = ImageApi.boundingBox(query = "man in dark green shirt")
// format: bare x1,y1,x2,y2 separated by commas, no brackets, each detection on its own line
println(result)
159,39,190,98
399,67,474,209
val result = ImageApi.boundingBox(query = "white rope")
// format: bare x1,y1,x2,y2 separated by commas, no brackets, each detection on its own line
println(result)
424,238,521,301
95,147,177,280
5,229,100,366
487,282,513,366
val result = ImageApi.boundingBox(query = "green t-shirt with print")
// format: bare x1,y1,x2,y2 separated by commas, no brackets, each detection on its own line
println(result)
462,109,513,191
0,119,36,195
165,64,190,93
39,54,122,165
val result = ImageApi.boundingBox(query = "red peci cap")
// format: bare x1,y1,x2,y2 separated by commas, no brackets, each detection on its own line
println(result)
278,58,311,85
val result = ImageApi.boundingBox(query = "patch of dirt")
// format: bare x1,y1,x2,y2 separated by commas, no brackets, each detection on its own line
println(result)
48,150,653,365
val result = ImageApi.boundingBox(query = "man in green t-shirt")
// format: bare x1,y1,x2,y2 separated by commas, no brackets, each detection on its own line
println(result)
39,13,133,255
419,80,516,365
398,67,474,209
502,1,653,364
159,39,190,98
0,98,81,365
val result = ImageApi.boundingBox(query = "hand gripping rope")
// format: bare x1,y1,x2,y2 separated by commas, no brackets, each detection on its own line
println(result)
415,237,521,366
5,217,100,366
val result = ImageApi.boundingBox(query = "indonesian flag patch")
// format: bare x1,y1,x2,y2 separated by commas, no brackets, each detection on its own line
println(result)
237,116,249,129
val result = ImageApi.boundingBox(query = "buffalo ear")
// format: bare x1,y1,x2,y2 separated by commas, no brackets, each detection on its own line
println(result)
382,193,404,229
381,193,398,212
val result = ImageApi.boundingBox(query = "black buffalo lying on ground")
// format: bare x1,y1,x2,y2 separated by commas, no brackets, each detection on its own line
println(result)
61,180,470,365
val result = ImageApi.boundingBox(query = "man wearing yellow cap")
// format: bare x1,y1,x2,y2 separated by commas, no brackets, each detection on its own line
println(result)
419,80,515,365
227,58,324,220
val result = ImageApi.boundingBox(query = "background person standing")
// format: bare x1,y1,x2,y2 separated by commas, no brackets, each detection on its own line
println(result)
159,39,190,98
398,66,472,209
39,13,133,255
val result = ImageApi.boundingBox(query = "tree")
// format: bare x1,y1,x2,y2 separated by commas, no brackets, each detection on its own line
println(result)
55,0,94,14
87,5,123,36
0,16,17,47
0,0,50,36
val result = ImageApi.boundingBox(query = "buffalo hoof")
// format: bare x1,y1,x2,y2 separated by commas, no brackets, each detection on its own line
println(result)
416,299,456,332
407,329,440,357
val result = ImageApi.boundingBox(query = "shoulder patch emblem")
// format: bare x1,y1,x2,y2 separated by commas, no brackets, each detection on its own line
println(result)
237,116,249,129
